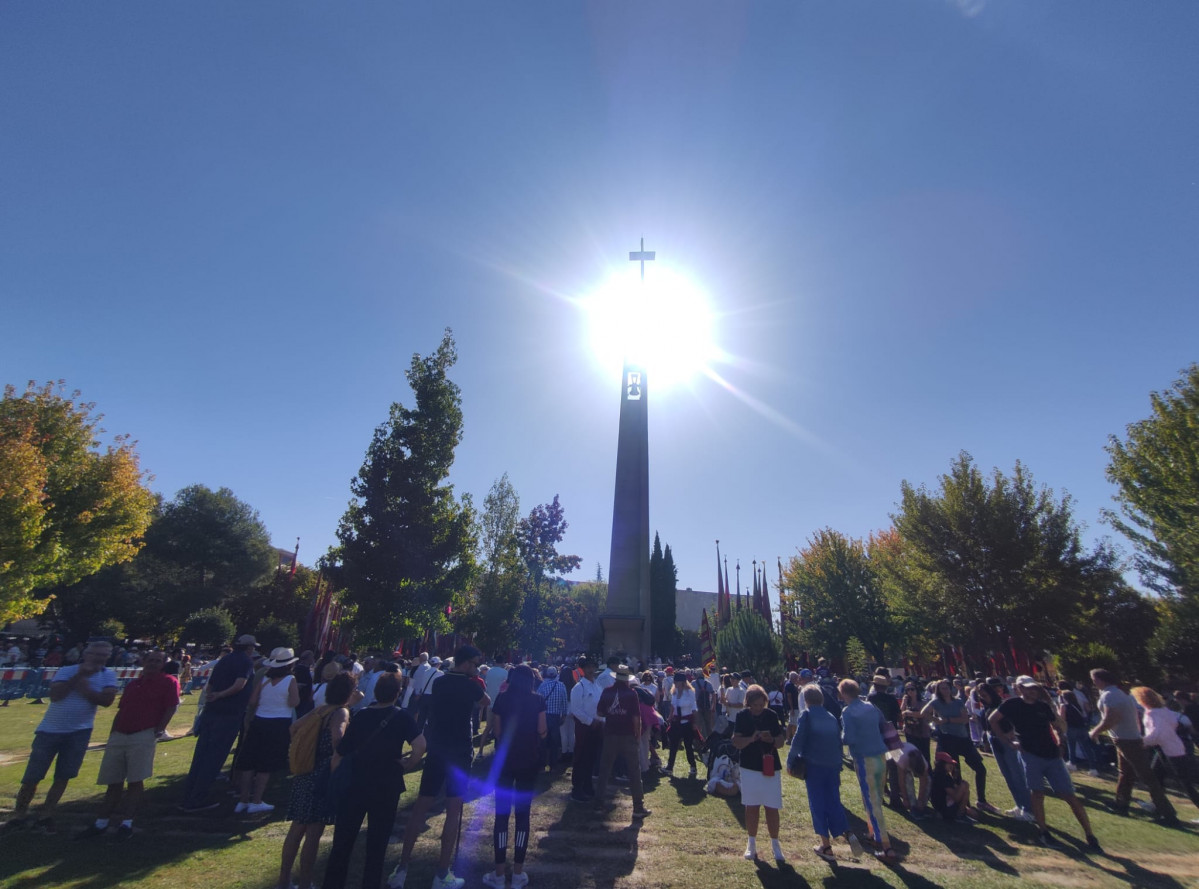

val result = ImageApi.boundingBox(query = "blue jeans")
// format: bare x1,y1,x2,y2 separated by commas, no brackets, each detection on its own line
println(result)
1066,726,1100,769
181,712,242,808
990,734,1032,811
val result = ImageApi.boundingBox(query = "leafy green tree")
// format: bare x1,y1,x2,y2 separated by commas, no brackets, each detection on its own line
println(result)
1149,596,1199,679
783,528,895,665
1055,642,1120,683
254,616,297,653
649,533,678,658
714,608,782,685
94,618,126,643
335,330,477,647
545,581,606,657
183,606,236,649
1105,364,1199,599
146,485,276,605
0,382,155,622
460,474,526,658
891,453,1098,656
515,495,581,657
224,564,316,637
517,495,581,588
845,637,871,677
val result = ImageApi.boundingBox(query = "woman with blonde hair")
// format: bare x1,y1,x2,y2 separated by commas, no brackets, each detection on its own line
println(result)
1131,686,1199,808
731,684,785,862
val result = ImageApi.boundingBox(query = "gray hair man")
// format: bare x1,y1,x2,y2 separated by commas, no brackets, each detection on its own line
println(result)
4,640,117,834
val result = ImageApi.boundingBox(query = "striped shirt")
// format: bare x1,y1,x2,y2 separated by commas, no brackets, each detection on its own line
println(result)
537,678,569,716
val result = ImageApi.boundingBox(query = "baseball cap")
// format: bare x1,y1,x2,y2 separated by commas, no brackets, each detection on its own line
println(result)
1015,675,1038,688
799,669,813,679
429,656,442,666
935,752,956,765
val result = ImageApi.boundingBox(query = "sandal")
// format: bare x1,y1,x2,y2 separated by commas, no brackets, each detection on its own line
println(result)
876,847,899,864
813,845,836,863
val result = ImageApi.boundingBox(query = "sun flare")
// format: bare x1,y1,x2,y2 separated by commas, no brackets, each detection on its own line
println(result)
581,266,718,392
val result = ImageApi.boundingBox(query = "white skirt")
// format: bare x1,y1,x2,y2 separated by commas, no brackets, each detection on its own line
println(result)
739,766,783,809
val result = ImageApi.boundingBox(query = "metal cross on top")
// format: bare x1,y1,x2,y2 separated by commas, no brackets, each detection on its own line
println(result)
629,237,655,281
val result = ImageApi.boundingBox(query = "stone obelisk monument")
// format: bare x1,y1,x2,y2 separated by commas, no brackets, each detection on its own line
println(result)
602,239,654,664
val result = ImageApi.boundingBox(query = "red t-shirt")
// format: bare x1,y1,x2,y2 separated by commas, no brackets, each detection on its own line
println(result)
113,672,180,734
597,683,640,736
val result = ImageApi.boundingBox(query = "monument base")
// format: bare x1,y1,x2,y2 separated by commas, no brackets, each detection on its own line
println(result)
601,614,645,666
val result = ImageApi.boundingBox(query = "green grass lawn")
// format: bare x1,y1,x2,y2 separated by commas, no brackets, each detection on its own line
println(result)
2,699,1197,889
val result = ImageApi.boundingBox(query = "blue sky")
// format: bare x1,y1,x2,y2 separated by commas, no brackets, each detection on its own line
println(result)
3,2,1196,599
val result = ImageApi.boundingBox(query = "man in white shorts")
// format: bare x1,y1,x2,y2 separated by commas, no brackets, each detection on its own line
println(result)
77,650,179,839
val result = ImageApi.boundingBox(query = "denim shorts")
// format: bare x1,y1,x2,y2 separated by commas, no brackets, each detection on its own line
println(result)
23,729,93,783
1019,750,1074,796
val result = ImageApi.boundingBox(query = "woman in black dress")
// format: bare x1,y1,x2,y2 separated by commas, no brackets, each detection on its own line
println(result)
278,672,353,889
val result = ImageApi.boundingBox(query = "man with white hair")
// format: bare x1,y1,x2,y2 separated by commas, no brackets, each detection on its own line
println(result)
4,640,117,833
403,652,435,710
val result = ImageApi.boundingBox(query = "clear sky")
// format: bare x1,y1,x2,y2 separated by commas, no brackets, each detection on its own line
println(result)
3,2,1196,602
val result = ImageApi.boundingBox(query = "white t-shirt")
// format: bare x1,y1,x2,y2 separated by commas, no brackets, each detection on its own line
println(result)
725,685,746,717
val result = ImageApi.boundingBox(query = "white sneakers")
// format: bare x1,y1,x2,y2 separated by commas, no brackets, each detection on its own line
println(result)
1008,807,1036,823
771,839,785,862
386,866,406,889
511,874,529,889
234,801,274,814
1065,762,1078,772
481,874,505,889
429,873,465,889
1088,769,1100,777
744,838,757,859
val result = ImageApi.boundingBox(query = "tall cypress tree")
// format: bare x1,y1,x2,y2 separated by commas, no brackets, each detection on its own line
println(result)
649,532,678,658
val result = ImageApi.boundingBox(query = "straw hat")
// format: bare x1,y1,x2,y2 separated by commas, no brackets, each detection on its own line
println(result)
263,647,298,668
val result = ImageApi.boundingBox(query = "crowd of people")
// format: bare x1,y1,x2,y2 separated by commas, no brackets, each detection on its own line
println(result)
3,635,1197,888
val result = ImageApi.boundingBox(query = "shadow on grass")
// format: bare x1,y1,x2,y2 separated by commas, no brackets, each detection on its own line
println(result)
530,780,643,889
0,771,284,889
722,792,746,828
904,807,1023,877
752,858,815,888
665,774,709,807
1054,836,1191,889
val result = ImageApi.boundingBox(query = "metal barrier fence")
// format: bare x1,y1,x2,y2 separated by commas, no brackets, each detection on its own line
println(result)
0,663,215,701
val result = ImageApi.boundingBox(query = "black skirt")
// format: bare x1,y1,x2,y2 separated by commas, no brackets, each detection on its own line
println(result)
236,716,292,773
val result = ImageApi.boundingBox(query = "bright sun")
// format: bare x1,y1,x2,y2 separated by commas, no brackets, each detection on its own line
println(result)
581,265,718,392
